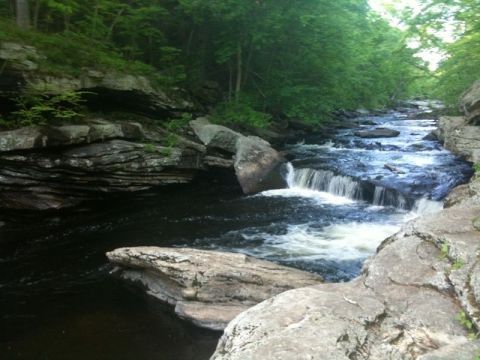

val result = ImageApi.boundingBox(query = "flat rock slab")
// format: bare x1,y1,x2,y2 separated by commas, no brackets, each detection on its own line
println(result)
106,247,323,330
355,127,400,138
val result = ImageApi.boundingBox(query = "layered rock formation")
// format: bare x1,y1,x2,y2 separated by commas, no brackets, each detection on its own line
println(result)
106,247,323,331
0,42,288,209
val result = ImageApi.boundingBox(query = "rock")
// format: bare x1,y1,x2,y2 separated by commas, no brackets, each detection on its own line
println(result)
0,140,204,210
460,80,480,124
0,42,195,115
190,118,242,153
0,127,45,152
234,136,286,194
437,116,480,162
211,181,480,359
355,127,400,138
106,247,323,331
423,132,437,141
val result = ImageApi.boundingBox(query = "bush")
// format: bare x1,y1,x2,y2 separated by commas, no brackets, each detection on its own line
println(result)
211,100,271,129
10,90,87,127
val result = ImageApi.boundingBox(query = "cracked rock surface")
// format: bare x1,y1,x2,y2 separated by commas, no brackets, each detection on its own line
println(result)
211,182,480,359
106,247,323,331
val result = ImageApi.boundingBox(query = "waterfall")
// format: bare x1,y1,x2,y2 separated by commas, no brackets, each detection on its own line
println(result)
287,165,361,200
372,186,408,209
285,163,413,209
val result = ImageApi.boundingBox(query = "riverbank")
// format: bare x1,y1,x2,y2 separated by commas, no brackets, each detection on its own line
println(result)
209,111,480,359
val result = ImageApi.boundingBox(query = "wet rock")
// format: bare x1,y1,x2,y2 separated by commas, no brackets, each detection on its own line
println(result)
234,136,286,194
355,127,400,138
106,247,323,331
190,118,242,153
437,116,480,162
423,132,437,141
460,80,480,124
211,182,480,359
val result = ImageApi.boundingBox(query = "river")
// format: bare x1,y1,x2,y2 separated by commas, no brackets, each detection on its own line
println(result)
0,109,472,359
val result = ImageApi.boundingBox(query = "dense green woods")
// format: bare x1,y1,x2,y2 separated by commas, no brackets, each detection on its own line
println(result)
406,0,480,107
0,1,432,125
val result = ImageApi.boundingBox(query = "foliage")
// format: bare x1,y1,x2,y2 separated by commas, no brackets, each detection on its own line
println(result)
211,100,272,129
440,243,450,259
456,310,478,340
2,0,427,127
10,90,87,126
405,0,480,108
473,163,480,174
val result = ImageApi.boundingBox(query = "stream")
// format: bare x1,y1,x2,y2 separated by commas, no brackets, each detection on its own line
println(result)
0,109,473,360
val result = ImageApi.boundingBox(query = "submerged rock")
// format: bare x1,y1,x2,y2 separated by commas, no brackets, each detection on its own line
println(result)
355,127,400,138
211,185,480,359
106,247,323,331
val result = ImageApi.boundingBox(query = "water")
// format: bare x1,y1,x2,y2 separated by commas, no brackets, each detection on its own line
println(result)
0,110,472,359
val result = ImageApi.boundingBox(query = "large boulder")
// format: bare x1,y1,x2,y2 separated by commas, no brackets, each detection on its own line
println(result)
355,127,400,138
460,80,480,124
234,136,287,194
190,118,242,153
437,116,480,162
106,247,323,331
211,186,480,359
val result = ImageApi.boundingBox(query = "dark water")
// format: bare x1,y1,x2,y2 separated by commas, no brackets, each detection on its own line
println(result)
0,110,473,360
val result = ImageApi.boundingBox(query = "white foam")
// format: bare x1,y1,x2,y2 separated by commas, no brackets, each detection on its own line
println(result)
260,188,355,205
242,222,401,261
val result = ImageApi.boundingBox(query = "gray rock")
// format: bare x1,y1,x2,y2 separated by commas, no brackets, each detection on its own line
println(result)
0,127,45,152
460,80,480,124
0,139,204,210
355,127,400,138
234,136,286,194
190,118,242,153
211,181,480,359
437,116,480,162
106,247,323,331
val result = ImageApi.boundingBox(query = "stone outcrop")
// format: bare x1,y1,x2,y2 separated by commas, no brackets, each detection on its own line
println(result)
0,42,194,115
190,118,242,153
211,185,480,359
234,136,286,194
106,247,323,331
437,116,480,162
355,127,400,138
460,80,480,125
0,118,236,210
189,118,287,194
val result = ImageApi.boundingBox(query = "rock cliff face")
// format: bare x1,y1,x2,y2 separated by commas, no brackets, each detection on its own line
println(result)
0,116,286,209
0,42,288,210
106,247,323,331
437,116,480,163
460,80,480,125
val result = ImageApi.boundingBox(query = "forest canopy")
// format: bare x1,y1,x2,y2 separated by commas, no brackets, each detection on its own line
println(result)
1,0,429,125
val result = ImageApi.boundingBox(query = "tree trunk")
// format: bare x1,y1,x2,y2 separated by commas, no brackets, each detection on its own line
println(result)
33,0,40,29
15,0,30,29
235,42,243,101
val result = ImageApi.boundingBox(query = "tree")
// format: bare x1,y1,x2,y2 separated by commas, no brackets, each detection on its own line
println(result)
15,0,30,29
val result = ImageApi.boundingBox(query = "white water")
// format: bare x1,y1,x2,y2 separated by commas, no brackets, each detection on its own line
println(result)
254,163,444,265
